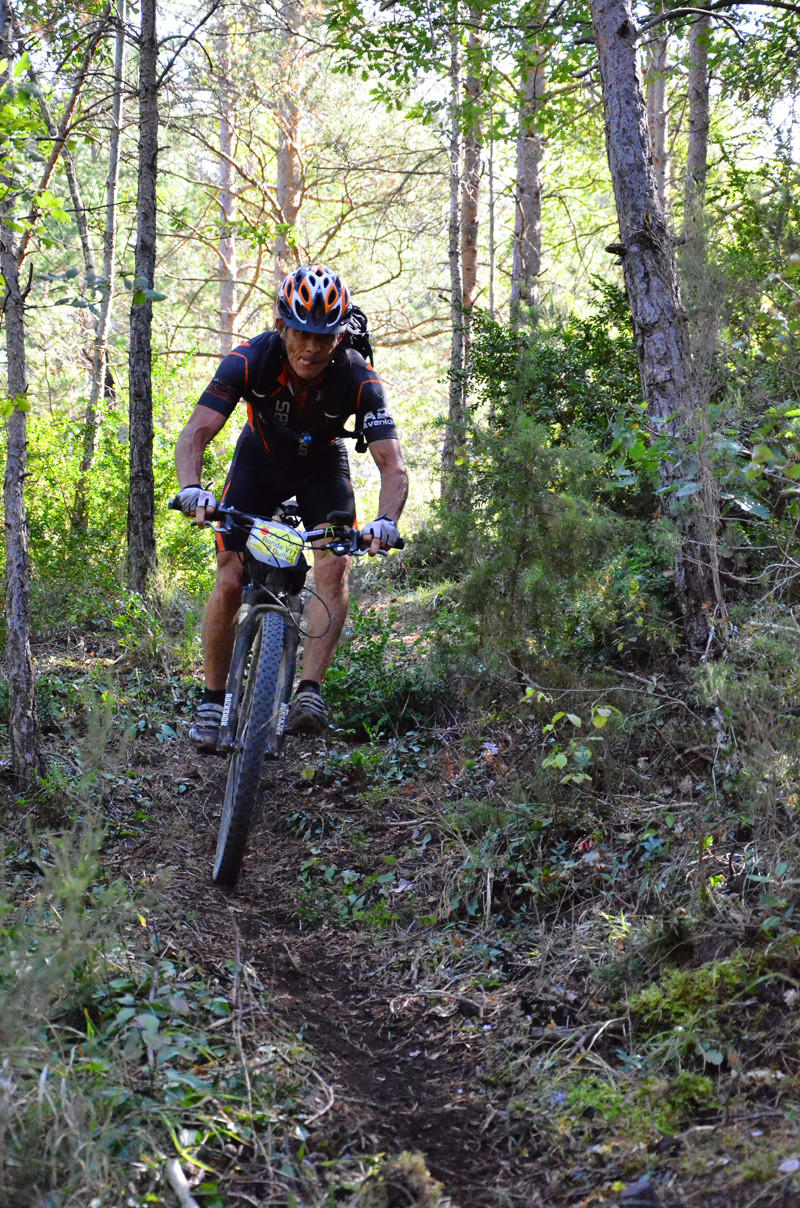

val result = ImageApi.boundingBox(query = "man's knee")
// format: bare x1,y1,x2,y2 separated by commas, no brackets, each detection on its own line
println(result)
212,552,245,603
313,549,349,595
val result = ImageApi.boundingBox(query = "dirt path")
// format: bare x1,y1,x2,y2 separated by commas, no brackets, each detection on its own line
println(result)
151,745,526,1207
113,727,800,1208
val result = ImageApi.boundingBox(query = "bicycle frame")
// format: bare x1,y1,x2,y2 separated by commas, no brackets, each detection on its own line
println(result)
217,571,304,756
210,504,354,757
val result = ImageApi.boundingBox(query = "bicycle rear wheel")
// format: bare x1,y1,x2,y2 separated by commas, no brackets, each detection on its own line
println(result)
213,610,289,886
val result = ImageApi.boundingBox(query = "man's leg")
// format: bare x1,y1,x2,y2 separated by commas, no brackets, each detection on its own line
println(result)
190,551,245,751
203,550,246,690
301,543,351,683
288,541,350,734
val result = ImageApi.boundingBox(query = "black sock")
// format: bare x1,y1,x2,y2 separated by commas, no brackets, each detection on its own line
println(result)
203,688,226,706
296,679,321,696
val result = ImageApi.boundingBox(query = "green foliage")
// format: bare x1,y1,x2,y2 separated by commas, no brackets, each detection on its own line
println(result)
694,609,800,829
325,600,444,736
415,301,674,672
553,1069,719,1141
0,355,224,650
0,818,318,1207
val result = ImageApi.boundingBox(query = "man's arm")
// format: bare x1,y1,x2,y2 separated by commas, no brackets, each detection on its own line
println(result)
175,403,229,523
364,437,409,555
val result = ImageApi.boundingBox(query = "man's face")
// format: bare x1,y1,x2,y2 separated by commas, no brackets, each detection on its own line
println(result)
278,321,341,381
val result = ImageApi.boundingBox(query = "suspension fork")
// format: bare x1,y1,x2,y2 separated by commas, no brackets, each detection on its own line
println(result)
218,585,291,753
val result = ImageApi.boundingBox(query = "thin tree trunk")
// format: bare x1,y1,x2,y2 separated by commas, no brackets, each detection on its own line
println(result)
510,40,545,316
441,28,466,499
0,0,45,785
127,0,158,592
17,4,112,270
80,0,127,503
685,11,710,248
64,143,103,531
218,11,238,354
590,0,724,654
28,30,120,531
461,23,482,343
273,0,305,286
645,29,668,212
682,11,722,630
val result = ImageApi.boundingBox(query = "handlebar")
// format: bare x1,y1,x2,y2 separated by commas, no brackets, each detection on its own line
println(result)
168,497,405,554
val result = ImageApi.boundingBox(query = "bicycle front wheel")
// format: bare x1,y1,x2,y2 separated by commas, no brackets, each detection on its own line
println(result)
213,610,289,886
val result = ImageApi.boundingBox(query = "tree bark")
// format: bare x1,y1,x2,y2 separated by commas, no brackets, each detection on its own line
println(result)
510,40,545,316
127,0,158,593
218,10,239,353
590,0,723,654
460,23,482,335
273,0,305,287
0,0,45,785
685,11,710,248
645,29,668,213
84,0,127,475
441,27,466,500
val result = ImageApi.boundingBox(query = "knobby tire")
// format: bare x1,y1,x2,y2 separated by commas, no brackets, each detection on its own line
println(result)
213,611,289,886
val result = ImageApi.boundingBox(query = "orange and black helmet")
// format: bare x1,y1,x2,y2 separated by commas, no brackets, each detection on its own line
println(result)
277,264,352,334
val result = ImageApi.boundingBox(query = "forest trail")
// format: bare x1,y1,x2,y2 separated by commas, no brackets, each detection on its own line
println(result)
101,717,800,1208
146,743,524,1207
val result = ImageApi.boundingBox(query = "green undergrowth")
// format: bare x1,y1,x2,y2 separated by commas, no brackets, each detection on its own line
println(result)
0,813,419,1208
324,595,453,737
277,592,800,1196
1,820,286,1206
7,508,800,1202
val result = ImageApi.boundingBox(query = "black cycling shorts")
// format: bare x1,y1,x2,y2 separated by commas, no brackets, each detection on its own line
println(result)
215,424,356,554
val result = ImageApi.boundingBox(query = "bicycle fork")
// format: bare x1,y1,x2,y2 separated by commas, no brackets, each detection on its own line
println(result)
217,586,303,756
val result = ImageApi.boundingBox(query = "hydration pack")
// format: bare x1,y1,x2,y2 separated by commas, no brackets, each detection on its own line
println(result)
340,305,374,365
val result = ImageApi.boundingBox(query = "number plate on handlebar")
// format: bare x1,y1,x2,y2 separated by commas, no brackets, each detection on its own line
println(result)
246,520,305,567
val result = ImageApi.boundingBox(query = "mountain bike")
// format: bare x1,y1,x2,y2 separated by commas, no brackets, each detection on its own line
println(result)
173,500,401,887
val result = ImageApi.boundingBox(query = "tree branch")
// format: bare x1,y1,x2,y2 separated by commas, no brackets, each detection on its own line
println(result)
156,0,222,89
17,4,113,268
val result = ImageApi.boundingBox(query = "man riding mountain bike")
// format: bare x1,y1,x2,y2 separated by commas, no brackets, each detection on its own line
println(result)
174,264,408,752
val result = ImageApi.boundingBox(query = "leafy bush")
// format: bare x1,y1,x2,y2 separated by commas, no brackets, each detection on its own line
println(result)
409,301,675,673
324,599,446,736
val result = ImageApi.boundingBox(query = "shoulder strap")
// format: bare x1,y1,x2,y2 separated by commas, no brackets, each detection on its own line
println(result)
340,305,374,366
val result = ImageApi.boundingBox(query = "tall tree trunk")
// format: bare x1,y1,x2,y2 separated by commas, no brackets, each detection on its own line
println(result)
127,0,158,593
685,11,710,250
78,0,127,517
218,11,238,354
645,29,668,212
26,10,120,531
441,28,466,500
460,22,482,349
0,0,45,785
510,40,545,316
273,0,305,286
682,8,719,626
590,0,724,654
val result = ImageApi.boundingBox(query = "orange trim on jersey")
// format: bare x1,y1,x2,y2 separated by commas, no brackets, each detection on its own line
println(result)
230,349,250,390
354,367,384,410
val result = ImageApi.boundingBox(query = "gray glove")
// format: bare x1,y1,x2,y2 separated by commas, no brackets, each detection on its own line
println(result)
174,484,217,516
362,515,401,547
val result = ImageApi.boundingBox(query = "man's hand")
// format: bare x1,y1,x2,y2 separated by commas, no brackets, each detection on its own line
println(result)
361,514,401,556
174,484,218,525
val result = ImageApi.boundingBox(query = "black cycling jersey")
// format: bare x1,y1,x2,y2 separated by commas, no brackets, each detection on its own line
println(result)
197,330,398,459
